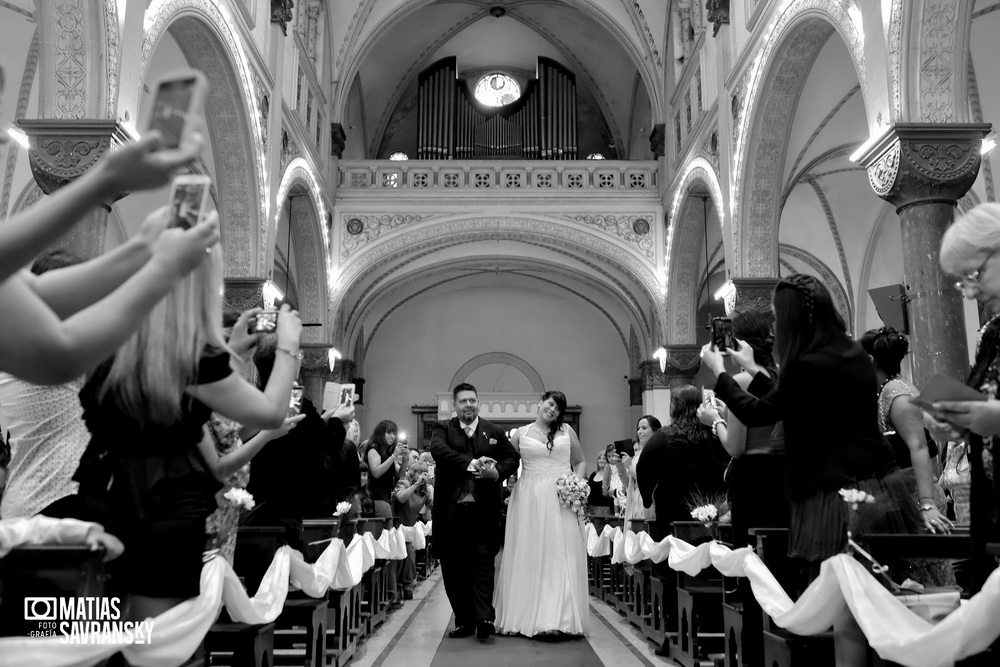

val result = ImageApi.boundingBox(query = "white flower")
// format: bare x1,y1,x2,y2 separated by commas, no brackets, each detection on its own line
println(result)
334,501,352,516
690,504,718,523
838,488,876,505
224,487,255,511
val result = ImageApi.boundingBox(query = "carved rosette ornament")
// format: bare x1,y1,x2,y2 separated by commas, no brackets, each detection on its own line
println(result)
856,124,992,212
706,0,730,36
732,278,780,315
18,120,132,203
223,278,265,312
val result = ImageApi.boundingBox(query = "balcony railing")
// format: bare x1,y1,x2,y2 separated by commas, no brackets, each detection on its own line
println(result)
337,160,659,194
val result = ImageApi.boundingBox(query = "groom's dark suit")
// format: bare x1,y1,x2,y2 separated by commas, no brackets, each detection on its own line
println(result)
429,417,519,629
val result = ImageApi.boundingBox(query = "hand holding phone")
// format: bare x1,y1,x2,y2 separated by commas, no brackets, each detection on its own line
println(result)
288,383,304,414
702,388,717,406
144,68,209,149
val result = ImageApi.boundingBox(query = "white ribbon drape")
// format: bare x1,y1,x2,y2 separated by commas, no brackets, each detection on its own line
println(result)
584,526,1000,667
0,519,427,667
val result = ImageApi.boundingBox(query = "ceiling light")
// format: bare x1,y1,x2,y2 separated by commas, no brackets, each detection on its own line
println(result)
982,130,997,157
653,347,667,374
328,348,341,372
6,126,29,150
262,280,284,309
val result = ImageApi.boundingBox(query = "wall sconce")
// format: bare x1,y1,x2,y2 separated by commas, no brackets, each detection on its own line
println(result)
982,130,998,157
653,347,667,374
263,280,284,309
328,348,342,372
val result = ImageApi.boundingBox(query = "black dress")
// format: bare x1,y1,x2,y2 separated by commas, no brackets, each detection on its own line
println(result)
73,350,230,598
587,471,612,508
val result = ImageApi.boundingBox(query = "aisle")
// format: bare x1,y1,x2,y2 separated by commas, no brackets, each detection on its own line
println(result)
353,568,672,666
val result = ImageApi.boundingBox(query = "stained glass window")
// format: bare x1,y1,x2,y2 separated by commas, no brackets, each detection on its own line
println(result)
474,73,521,107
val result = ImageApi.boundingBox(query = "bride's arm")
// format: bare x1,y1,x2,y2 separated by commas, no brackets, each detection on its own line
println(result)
568,426,586,476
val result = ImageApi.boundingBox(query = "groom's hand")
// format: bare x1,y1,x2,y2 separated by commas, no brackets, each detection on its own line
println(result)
474,464,498,480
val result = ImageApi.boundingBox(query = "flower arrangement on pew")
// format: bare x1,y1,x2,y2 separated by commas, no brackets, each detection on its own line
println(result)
334,501,353,517
687,491,730,540
224,487,256,511
556,471,589,524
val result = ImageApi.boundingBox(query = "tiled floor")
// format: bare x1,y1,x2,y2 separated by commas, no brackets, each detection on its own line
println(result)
350,569,676,667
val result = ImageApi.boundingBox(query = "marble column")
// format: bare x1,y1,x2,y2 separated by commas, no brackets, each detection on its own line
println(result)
300,344,334,409
640,344,701,424
18,119,133,259
857,123,990,387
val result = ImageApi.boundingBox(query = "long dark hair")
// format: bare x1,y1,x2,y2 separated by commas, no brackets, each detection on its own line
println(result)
368,419,398,458
773,274,846,384
539,390,567,452
731,305,777,376
635,414,662,445
665,386,707,441
860,326,909,377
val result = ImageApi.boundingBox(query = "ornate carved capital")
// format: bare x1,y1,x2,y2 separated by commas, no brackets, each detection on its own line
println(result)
300,344,333,373
270,0,294,34
18,119,133,202
331,123,347,158
857,123,991,212
730,278,780,315
706,0,730,36
649,124,665,159
223,278,265,312
641,345,702,389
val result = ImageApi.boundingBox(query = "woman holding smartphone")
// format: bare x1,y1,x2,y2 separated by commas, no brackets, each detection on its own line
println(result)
71,212,302,621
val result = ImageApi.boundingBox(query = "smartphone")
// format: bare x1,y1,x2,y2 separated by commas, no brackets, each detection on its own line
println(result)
247,310,278,334
167,175,211,229
427,464,435,478
143,68,209,149
702,388,716,406
712,317,735,351
339,383,356,408
289,383,304,413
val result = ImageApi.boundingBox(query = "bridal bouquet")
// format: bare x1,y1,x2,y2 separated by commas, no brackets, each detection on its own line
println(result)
556,472,589,521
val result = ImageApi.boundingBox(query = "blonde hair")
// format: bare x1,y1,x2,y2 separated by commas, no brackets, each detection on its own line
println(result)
941,203,1000,275
97,211,228,425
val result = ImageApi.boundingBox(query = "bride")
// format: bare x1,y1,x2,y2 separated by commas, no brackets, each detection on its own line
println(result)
494,390,589,636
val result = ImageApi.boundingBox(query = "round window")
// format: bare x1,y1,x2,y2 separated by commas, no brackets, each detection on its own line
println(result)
474,73,521,107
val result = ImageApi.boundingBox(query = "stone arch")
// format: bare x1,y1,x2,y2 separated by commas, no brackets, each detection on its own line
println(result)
141,1,265,278
449,353,546,395
331,215,665,342
275,159,332,344
733,1,867,278
666,158,725,343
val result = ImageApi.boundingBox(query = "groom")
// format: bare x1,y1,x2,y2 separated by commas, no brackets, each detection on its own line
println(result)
429,382,519,640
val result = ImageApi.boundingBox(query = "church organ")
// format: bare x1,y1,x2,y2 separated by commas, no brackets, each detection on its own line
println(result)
417,57,578,160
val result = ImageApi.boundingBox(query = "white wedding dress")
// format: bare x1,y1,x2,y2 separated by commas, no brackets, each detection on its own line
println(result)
494,424,589,636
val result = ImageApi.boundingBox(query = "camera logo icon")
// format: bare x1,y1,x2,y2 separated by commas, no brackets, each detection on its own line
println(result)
24,597,57,621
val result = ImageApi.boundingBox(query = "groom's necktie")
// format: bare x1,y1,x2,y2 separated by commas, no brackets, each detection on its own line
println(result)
458,425,477,504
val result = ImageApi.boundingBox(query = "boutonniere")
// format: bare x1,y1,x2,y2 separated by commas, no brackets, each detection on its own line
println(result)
488,438,497,445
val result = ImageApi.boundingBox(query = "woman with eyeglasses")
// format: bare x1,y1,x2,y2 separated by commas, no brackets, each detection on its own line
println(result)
930,202,1000,593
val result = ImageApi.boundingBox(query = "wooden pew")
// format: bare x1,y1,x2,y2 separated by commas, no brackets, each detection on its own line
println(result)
626,519,653,630
356,517,387,634
668,521,725,667
720,523,765,667
751,528,834,667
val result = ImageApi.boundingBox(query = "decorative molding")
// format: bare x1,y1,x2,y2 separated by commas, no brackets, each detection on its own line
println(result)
640,345,701,388
280,125,301,174
300,344,334,373
223,277,265,312
890,0,903,117
251,69,269,152
855,123,991,212
339,214,445,259
18,120,131,200
918,0,959,123
1,31,40,219
51,0,88,119
104,0,119,118
628,1,662,70
551,214,656,259
730,278,779,315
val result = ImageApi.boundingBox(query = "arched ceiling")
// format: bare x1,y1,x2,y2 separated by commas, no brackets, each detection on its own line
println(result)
329,0,663,159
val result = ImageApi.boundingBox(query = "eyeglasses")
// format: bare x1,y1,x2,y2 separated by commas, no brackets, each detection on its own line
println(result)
954,250,997,291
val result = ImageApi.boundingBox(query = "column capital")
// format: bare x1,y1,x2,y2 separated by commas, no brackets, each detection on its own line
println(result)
706,1,730,36
18,119,132,203
223,278,265,313
721,278,780,315
299,344,334,374
856,123,991,212
641,345,702,389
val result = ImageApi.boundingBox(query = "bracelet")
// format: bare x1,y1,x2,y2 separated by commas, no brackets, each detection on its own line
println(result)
276,346,302,361
711,418,727,437
919,503,936,512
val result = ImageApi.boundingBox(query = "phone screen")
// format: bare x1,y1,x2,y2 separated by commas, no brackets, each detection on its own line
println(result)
149,77,198,148
702,388,716,405
289,385,303,412
339,384,355,407
712,317,735,351
168,180,210,230
248,311,278,334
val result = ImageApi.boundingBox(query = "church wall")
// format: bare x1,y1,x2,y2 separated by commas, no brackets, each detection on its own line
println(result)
361,285,633,471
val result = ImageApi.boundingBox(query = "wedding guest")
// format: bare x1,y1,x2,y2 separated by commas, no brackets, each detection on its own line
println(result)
70,210,302,622
587,451,614,517
365,419,408,596
933,202,1000,591
616,415,661,522
356,463,376,516
696,305,787,549
637,386,727,527
601,445,625,512
394,460,433,599
701,274,918,583
939,440,971,524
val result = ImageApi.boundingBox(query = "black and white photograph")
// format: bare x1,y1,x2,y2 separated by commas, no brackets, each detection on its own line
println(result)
2,2,1000,666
